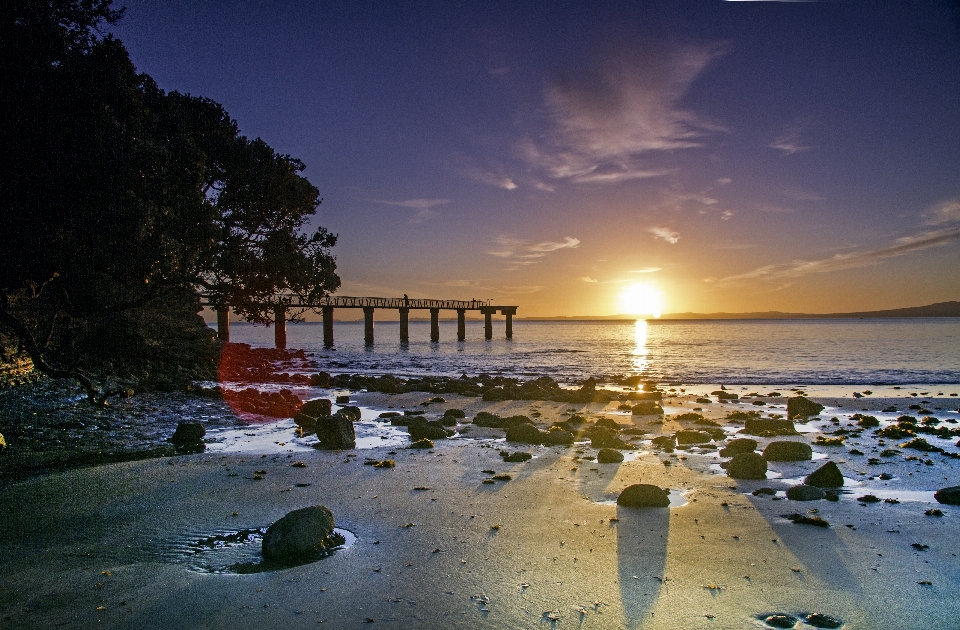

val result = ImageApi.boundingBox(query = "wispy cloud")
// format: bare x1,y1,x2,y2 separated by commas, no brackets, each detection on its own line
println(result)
461,164,518,190
649,227,680,244
370,197,450,223
718,227,960,284
499,285,544,294
580,276,599,283
630,267,662,273
924,197,960,225
770,126,812,156
488,236,581,262
520,41,727,184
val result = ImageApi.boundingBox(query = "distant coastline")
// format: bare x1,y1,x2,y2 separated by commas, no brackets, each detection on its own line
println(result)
518,300,960,321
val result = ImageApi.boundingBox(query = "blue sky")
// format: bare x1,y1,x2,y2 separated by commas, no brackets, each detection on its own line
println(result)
112,0,960,316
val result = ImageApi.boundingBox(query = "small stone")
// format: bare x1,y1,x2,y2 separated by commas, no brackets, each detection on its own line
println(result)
786,485,826,501
763,613,798,628
726,452,768,479
719,438,758,457
676,430,712,445
763,441,812,461
744,418,798,436
934,486,960,505
805,613,842,628
617,484,670,508
505,422,543,445
596,448,624,463
805,461,844,487
786,396,824,418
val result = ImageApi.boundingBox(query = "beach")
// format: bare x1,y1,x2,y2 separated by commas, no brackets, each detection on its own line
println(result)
2,383,959,629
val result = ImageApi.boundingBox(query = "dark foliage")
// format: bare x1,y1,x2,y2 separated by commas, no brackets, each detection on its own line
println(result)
0,1,339,400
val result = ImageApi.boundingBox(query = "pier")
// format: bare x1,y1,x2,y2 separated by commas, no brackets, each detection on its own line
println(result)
212,296,518,348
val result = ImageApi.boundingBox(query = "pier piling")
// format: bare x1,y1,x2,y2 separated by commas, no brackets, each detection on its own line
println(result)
363,306,375,346
322,306,334,347
273,306,286,350
456,309,466,341
399,307,409,343
216,307,230,343
430,308,440,342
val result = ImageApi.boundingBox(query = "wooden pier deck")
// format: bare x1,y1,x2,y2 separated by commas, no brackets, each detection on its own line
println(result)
210,296,518,348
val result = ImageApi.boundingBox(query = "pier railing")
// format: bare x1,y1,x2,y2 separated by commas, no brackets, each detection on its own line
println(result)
205,294,518,348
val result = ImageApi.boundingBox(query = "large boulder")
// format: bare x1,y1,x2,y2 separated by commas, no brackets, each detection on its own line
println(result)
786,485,826,501
934,486,960,505
805,461,844,487
542,426,575,446
336,405,362,421
719,438,758,457
631,401,664,416
676,430,712,445
315,413,356,449
726,452,767,479
744,418,798,436
262,505,336,562
597,448,624,463
590,427,627,449
787,396,824,419
506,422,543,444
763,441,813,461
617,484,670,508
300,398,332,418
407,419,452,441
171,422,205,453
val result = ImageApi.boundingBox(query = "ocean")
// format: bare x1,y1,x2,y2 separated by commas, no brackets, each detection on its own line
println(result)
218,317,960,386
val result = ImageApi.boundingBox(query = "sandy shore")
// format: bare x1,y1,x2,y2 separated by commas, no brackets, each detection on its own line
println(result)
2,387,959,629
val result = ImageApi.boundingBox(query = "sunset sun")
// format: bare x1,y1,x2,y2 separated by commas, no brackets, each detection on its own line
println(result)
619,284,664,318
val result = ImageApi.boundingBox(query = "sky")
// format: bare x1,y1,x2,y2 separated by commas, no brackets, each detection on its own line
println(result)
111,0,960,317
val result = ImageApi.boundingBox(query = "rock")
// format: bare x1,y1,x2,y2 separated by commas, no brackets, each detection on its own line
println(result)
787,396,824,419
300,398,332,418
315,413,356,449
335,395,350,404
752,487,777,496
0,432,5,451
763,441,813,461
805,461,844,487
763,613,798,628
597,448,624,463
443,408,466,419
502,451,532,462
262,505,336,562
590,427,627,449
805,613,843,629
408,438,434,449
337,405,362,421
651,435,676,450
786,484,826,501
934,486,960,505
744,418,798,436
719,438,758,457
309,372,331,387
726,452,767,479
676,430,712,445
542,426,575,446
594,417,620,431
171,422,205,452
631,401,664,416
617,484,670,508
506,422,543,444
407,419,452,441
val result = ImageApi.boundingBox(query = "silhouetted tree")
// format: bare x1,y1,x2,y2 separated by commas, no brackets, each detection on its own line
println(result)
0,0,339,400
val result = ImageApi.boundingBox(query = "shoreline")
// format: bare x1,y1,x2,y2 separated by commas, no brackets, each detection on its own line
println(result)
2,375,960,627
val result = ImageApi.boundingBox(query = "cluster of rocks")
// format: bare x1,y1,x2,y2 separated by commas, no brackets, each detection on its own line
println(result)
222,387,303,417
473,412,643,449
295,399,359,449
217,343,313,384
313,373,654,404
170,421,206,453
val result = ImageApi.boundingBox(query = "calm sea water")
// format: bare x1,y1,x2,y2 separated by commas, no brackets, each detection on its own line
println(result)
220,318,960,385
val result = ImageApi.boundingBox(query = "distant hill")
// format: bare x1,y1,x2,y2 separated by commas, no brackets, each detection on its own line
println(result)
520,301,960,321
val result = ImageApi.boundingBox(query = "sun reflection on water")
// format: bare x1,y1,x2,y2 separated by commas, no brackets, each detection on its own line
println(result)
633,319,648,373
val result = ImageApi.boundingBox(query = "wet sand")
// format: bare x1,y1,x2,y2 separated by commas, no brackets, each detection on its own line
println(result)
1,388,959,629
